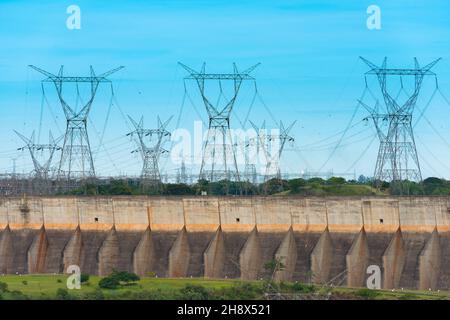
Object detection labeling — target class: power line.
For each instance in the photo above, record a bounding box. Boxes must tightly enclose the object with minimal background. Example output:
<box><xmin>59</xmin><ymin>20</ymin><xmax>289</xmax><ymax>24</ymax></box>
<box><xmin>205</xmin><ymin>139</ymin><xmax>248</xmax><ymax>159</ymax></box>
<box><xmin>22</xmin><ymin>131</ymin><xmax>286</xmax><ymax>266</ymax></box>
<box><xmin>344</xmin><ymin>133</ymin><xmax>377</xmax><ymax>173</ymax></box>
<box><xmin>317</xmin><ymin>88</ymin><xmax>366</xmax><ymax>172</ymax></box>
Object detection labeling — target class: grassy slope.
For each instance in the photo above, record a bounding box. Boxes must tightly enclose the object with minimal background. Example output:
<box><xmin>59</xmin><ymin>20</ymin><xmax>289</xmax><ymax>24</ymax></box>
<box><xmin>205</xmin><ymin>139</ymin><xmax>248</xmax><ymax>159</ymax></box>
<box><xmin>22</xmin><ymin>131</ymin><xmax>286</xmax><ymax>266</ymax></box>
<box><xmin>275</xmin><ymin>184</ymin><xmax>386</xmax><ymax>196</ymax></box>
<box><xmin>0</xmin><ymin>275</ymin><xmax>241</xmax><ymax>299</ymax></box>
<box><xmin>0</xmin><ymin>275</ymin><xmax>448</xmax><ymax>300</ymax></box>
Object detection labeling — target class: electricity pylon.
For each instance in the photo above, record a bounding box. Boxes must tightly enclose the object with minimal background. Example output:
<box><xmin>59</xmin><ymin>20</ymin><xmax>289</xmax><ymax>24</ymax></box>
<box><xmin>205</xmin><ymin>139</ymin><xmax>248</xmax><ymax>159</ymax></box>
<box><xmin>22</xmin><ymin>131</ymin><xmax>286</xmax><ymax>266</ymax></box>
<box><xmin>127</xmin><ymin>115</ymin><xmax>172</xmax><ymax>188</ymax></box>
<box><xmin>359</xmin><ymin>57</ymin><xmax>440</xmax><ymax>192</ymax></box>
<box><xmin>244</xmin><ymin>121</ymin><xmax>266</xmax><ymax>184</ymax></box>
<box><xmin>179</xmin><ymin>62</ymin><xmax>260</xmax><ymax>184</ymax></box>
<box><xmin>249</xmin><ymin>120</ymin><xmax>295</xmax><ymax>182</ymax></box>
<box><xmin>15</xmin><ymin>130</ymin><xmax>61</xmax><ymax>180</ymax></box>
<box><xmin>243</xmin><ymin>145</ymin><xmax>257</xmax><ymax>185</ymax></box>
<box><xmin>176</xmin><ymin>160</ymin><xmax>189</xmax><ymax>184</ymax></box>
<box><xmin>29</xmin><ymin>65</ymin><xmax>124</xmax><ymax>184</ymax></box>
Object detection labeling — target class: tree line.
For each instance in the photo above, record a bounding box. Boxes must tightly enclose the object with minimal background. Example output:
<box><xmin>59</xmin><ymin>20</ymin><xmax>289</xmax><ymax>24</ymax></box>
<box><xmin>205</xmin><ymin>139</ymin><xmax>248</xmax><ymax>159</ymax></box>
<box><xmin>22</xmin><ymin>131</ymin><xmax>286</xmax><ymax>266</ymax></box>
<box><xmin>63</xmin><ymin>176</ymin><xmax>450</xmax><ymax>196</ymax></box>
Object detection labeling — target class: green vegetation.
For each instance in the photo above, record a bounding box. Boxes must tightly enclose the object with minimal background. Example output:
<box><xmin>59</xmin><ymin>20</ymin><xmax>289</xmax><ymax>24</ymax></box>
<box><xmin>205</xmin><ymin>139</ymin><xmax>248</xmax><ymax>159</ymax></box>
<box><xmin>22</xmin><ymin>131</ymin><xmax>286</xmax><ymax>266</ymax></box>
<box><xmin>178</xmin><ymin>284</ymin><xmax>210</xmax><ymax>300</ymax></box>
<box><xmin>0</xmin><ymin>275</ymin><xmax>447</xmax><ymax>300</ymax></box>
<box><xmin>98</xmin><ymin>276</ymin><xmax>120</xmax><ymax>289</ymax></box>
<box><xmin>80</xmin><ymin>274</ymin><xmax>89</xmax><ymax>283</ymax></box>
<box><xmin>98</xmin><ymin>271</ymin><xmax>140</xmax><ymax>289</ymax></box>
<box><xmin>354</xmin><ymin>288</ymin><xmax>381</xmax><ymax>299</ymax></box>
<box><xmin>264</xmin><ymin>258</ymin><xmax>286</xmax><ymax>276</ymax></box>
<box><xmin>63</xmin><ymin>175</ymin><xmax>450</xmax><ymax>197</ymax></box>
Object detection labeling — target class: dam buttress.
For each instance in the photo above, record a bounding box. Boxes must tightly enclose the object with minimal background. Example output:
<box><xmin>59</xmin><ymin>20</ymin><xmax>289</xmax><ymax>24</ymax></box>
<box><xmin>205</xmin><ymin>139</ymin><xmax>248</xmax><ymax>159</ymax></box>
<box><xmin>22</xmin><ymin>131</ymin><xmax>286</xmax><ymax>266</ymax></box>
<box><xmin>0</xmin><ymin>196</ymin><xmax>449</xmax><ymax>290</ymax></box>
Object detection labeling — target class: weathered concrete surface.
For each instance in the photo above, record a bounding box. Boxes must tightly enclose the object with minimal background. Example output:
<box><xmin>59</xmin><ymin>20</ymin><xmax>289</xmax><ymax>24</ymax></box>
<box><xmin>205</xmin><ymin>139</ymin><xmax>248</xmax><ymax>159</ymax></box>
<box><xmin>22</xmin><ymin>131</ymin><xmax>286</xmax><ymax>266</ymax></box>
<box><xmin>168</xmin><ymin>227</ymin><xmax>190</xmax><ymax>277</ymax></box>
<box><xmin>98</xmin><ymin>226</ymin><xmax>119</xmax><ymax>276</ymax></box>
<box><xmin>259</xmin><ymin>232</ymin><xmax>286</xmax><ymax>280</ymax></box>
<box><xmin>27</xmin><ymin>225</ymin><xmax>48</xmax><ymax>274</ymax></box>
<box><xmin>0</xmin><ymin>196</ymin><xmax>449</xmax><ymax>289</ymax></box>
<box><xmin>222</xmin><ymin>232</ymin><xmax>248</xmax><ymax>279</ymax></box>
<box><xmin>9</xmin><ymin>229</ymin><xmax>37</xmax><ymax>274</ymax></box>
<box><xmin>291</xmin><ymin>231</ymin><xmax>321</xmax><ymax>283</ymax></box>
<box><xmin>63</xmin><ymin>226</ymin><xmax>84</xmax><ymax>273</ymax></box>
<box><xmin>419</xmin><ymin>228</ymin><xmax>441</xmax><ymax>290</ymax></box>
<box><xmin>310</xmin><ymin>227</ymin><xmax>333</xmax><ymax>284</ymax></box>
<box><xmin>150</xmin><ymin>230</ymin><xmax>179</xmax><ymax>277</ymax></box>
<box><xmin>204</xmin><ymin>227</ymin><xmax>225</xmax><ymax>278</ymax></box>
<box><xmin>45</xmin><ymin>230</ymin><xmax>73</xmax><ymax>273</ymax></box>
<box><xmin>382</xmin><ymin>228</ymin><xmax>405</xmax><ymax>289</ymax></box>
<box><xmin>398</xmin><ymin>232</ymin><xmax>428</xmax><ymax>289</ymax></box>
<box><xmin>274</xmin><ymin>227</ymin><xmax>297</xmax><ymax>281</ymax></box>
<box><xmin>438</xmin><ymin>231</ymin><xmax>450</xmax><ymax>289</ymax></box>
<box><xmin>116</xmin><ymin>231</ymin><xmax>142</xmax><ymax>273</ymax></box>
<box><xmin>346</xmin><ymin>227</ymin><xmax>369</xmax><ymax>287</ymax></box>
<box><xmin>239</xmin><ymin>227</ymin><xmax>262</xmax><ymax>280</ymax></box>
<box><xmin>133</xmin><ymin>227</ymin><xmax>154</xmax><ymax>276</ymax></box>
<box><xmin>0</xmin><ymin>225</ymin><xmax>14</xmax><ymax>273</ymax></box>
<box><xmin>187</xmin><ymin>231</ymin><xmax>213</xmax><ymax>277</ymax></box>
<box><xmin>0</xmin><ymin>195</ymin><xmax>448</xmax><ymax>233</ymax></box>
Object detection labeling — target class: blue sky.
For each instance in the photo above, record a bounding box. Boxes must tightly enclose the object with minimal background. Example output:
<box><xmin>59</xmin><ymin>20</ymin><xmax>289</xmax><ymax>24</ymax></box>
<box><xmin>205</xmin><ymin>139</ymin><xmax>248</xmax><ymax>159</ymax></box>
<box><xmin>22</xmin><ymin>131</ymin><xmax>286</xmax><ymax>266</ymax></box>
<box><xmin>0</xmin><ymin>0</ymin><xmax>449</xmax><ymax>179</ymax></box>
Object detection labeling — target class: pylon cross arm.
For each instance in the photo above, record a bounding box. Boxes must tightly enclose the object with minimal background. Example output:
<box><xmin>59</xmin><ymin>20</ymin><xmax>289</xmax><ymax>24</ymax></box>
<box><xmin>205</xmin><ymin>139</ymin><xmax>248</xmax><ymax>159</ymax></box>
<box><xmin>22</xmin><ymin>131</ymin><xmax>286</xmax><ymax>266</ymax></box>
<box><xmin>366</xmin><ymin>69</ymin><xmax>436</xmax><ymax>76</ymax></box>
<box><xmin>185</xmin><ymin>74</ymin><xmax>255</xmax><ymax>80</ymax></box>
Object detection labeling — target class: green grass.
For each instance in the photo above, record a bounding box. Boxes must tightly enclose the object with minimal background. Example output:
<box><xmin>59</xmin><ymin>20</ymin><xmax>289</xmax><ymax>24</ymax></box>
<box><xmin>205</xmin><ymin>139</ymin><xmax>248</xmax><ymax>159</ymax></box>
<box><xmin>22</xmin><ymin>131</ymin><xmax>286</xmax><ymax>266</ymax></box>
<box><xmin>332</xmin><ymin>286</ymin><xmax>449</xmax><ymax>300</ymax></box>
<box><xmin>0</xmin><ymin>275</ymin><xmax>448</xmax><ymax>300</ymax></box>
<box><xmin>0</xmin><ymin>275</ymin><xmax>245</xmax><ymax>299</ymax></box>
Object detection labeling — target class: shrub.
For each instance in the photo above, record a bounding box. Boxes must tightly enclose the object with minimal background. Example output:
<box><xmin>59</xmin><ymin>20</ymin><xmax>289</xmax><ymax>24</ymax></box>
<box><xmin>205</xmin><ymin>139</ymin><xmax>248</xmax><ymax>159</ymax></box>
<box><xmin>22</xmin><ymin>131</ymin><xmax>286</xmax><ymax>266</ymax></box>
<box><xmin>98</xmin><ymin>276</ymin><xmax>120</xmax><ymax>289</ymax></box>
<box><xmin>80</xmin><ymin>274</ymin><xmax>90</xmax><ymax>283</ymax></box>
<box><xmin>98</xmin><ymin>271</ymin><xmax>140</xmax><ymax>290</ymax></box>
<box><xmin>178</xmin><ymin>285</ymin><xmax>210</xmax><ymax>300</ymax></box>
<box><xmin>22</xmin><ymin>280</ymin><xmax>28</xmax><ymax>285</ymax></box>
<box><xmin>0</xmin><ymin>282</ymin><xmax>8</xmax><ymax>293</ymax></box>
<box><xmin>110</xmin><ymin>270</ymin><xmax>140</xmax><ymax>283</ymax></box>
<box><xmin>264</xmin><ymin>258</ymin><xmax>285</xmax><ymax>275</ymax></box>
<box><xmin>57</xmin><ymin>279</ymin><xmax>62</xmax><ymax>283</ymax></box>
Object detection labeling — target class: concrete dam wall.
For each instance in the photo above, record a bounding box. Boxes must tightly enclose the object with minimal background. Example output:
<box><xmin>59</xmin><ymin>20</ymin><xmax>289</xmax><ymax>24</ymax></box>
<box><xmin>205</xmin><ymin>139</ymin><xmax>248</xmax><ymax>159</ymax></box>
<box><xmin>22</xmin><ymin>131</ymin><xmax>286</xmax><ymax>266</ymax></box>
<box><xmin>0</xmin><ymin>196</ymin><xmax>449</xmax><ymax>290</ymax></box>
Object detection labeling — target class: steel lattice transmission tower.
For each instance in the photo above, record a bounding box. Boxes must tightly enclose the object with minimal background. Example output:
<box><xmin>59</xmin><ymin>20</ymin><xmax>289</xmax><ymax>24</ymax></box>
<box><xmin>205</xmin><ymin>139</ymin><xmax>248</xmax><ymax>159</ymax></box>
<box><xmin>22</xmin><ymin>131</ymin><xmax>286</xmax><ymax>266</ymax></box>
<box><xmin>179</xmin><ymin>62</ymin><xmax>260</xmax><ymax>183</ymax></box>
<box><xmin>15</xmin><ymin>130</ymin><xmax>62</xmax><ymax>180</ymax></box>
<box><xmin>127</xmin><ymin>116</ymin><xmax>172</xmax><ymax>188</ymax></box>
<box><xmin>359</xmin><ymin>57</ymin><xmax>440</xmax><ymax>190</ymax></box>
<box><xmin>249</xmin><ymin>120</ymin><xmax>295</xmax><ymax>181</ymax></box>
<box><xmin>243</xmin><ymin>143</ymin><xmax>257</xmax><ymax>184</ymax></box>
<box><xmin>29</xmin><ymin>65</ymin><xmax>124</xmax><ymax>183</ymax></box>
<box><xmin>176</xmin><ymin>160</ymin><xmax>189</xmax><ymax>184</ymax></box>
